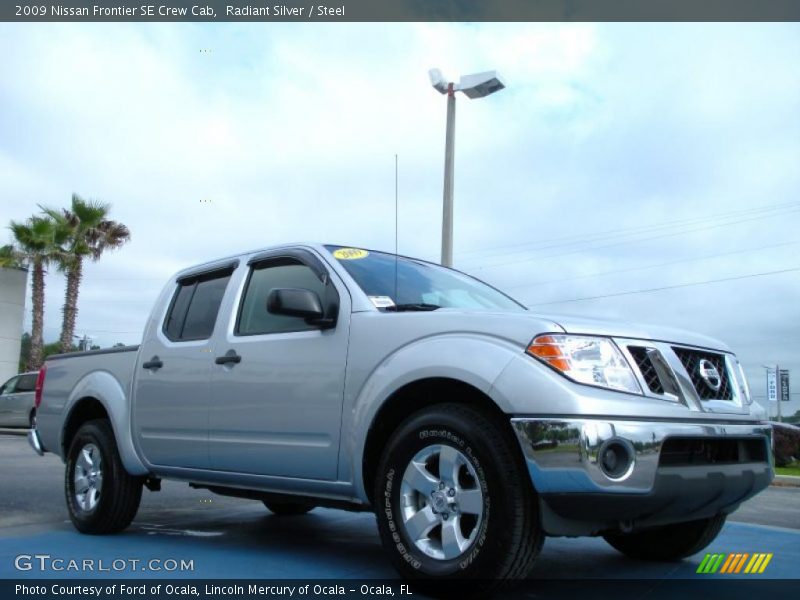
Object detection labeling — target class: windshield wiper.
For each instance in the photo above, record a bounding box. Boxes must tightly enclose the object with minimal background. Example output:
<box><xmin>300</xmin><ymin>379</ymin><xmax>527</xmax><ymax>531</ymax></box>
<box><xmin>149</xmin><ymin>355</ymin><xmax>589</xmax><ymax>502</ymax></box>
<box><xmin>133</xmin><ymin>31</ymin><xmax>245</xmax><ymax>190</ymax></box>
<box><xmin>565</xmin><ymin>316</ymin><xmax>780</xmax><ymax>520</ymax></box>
<box><xmin>384</xmin><ymin>303</ymin><xmax>441</xmax><ymax>312</ymax></box>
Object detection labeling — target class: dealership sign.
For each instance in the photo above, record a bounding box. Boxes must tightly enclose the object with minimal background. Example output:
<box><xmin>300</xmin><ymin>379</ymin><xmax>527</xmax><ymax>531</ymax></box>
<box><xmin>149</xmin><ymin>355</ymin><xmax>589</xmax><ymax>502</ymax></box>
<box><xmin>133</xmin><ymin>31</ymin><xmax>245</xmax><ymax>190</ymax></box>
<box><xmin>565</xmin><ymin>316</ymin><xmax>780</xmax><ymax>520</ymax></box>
<box><xmin>780</xmin><ymin>370</ymin><xmax>790</xmax><ymax>402</ymax></box>
<box><xmin>767</xmin><ymin>370</ymin><xmax>778</xmax><ymax>402</ymax></box>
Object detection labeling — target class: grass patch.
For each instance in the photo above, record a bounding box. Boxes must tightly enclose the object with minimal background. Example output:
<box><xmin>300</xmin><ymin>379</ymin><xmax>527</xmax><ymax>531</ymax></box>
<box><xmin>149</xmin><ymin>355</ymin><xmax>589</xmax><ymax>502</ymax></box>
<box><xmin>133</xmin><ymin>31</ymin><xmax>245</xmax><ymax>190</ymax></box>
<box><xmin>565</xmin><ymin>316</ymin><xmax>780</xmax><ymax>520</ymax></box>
<box><xmin>775</xmin><ymin>463</ymin><xmax>800</xmax><ymax>477</ymax></box>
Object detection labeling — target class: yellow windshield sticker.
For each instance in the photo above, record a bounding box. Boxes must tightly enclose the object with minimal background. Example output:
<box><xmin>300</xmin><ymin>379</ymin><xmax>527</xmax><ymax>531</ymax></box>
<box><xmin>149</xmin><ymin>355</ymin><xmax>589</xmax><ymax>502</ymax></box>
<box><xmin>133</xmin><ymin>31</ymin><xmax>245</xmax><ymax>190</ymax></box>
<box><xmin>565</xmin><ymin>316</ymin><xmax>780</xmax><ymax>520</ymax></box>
<box><xmin>333</xmin><ymin>248</ymin><xmax>369</xmax><ymax>260</ymax></box>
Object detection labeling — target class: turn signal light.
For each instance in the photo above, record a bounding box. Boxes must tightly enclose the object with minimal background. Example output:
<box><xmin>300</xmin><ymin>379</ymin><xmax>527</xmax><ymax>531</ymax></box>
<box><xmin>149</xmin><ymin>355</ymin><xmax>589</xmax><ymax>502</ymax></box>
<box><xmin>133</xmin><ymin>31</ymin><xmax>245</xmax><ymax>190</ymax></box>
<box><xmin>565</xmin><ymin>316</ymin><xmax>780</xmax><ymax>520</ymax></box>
<box><xmin>526</xmin><ymin>336</ymin><xmax>570</xmax><ymax>372</ymax></box>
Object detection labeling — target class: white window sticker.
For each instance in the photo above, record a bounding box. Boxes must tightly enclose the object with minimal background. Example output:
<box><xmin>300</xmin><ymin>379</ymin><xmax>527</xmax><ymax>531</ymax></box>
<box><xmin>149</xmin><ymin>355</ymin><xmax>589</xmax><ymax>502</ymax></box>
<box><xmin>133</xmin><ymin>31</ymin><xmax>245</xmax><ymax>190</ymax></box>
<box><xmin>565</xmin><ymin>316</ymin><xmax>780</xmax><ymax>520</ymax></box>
<box><xmin>368</xmin><ymin>296</ymin><xmax>396</xmax><ymax>309</ymax></box>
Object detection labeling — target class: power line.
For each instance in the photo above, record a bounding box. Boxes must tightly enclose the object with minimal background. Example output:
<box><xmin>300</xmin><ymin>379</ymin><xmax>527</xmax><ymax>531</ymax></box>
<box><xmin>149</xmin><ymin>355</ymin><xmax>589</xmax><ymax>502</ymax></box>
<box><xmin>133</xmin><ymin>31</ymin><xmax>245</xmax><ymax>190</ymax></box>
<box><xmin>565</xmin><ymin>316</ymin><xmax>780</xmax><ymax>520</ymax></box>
<box><xmin>456</xmin><ymin>199</ymin><xmax>800</xmax><ymax>262</ymax></box>
<box><xmin>526</xmin><ymin>266</ymin><xmax>800</xmax><ymax>306</ymax></box>
<box><xmin>472</xmin><ymin>207</ymin><xmax>800</xmax><ymax>271</ymax></box>
<box><xmin>505</xmin><ymin>240</ymin><xmax>800</xmax><ymax>291</ymax></box>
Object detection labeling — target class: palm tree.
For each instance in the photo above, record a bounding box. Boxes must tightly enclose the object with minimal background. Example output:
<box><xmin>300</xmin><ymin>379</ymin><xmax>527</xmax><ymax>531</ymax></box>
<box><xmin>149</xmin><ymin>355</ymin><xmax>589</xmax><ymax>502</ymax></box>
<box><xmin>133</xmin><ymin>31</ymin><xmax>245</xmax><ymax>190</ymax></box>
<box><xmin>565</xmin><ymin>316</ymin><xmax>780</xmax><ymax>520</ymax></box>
<box><xmin>44</xmin><ymin>194</ymin><xmax>131</xmax><ymax>353</ymax></box>
<box><xmin>2</xmin><ymin>216</ymin><xmax>68</xmax><ymax>370</ymax></box>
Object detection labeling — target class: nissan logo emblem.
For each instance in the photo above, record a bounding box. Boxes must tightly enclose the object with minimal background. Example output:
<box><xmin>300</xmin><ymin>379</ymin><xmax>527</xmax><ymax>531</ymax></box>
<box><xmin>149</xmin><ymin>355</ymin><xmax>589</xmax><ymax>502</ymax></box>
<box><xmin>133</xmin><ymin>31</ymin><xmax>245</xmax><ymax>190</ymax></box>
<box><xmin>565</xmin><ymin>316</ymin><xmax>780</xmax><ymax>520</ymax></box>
<box><xmin>698</xmin><ymin>359</ymin><xmax>722</xmax><ymax>392</ymax></box>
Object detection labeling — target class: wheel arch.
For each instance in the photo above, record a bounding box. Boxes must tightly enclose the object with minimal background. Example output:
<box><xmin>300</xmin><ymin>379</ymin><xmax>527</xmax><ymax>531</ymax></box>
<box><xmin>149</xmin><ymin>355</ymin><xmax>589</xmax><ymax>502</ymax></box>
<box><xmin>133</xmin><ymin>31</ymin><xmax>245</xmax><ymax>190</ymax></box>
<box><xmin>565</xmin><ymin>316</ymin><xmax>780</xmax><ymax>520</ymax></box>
<box><xmin>60</xmin><ymin>371</ymin><xmax>148</xmax><ymax>475</ymax></box>
<box><xmin>361</xmin><ymin>377</ymin><xmax>520</xmax><ymax>506</ymax></box>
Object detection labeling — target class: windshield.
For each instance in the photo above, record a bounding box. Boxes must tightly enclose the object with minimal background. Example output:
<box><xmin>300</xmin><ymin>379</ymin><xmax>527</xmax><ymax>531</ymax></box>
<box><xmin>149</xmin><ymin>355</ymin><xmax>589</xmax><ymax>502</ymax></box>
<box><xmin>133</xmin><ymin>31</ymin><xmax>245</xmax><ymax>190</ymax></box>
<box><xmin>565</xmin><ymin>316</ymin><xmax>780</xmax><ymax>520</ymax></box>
<box><xmin>326</xmin><ymin>246</ymin><xmax>525</xmax><ymax>312</ymax></box>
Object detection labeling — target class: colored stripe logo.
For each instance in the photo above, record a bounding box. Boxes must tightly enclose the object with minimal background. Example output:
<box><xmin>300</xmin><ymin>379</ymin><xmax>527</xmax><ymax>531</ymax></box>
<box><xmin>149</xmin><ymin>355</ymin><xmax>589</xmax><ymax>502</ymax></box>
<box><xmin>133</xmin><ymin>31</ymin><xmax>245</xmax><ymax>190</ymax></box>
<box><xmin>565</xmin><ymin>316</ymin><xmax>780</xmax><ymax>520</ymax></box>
<box><xmin>697</xmin><ymin>553</ymin><xmax>773</xmax><ymax>574</ymax></box>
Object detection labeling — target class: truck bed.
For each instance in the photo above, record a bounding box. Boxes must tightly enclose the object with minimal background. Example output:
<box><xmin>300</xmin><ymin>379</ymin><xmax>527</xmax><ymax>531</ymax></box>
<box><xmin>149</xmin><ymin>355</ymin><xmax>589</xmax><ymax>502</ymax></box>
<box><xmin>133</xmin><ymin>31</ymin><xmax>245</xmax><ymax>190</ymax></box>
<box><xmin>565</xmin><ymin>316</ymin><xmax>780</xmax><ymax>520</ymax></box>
<box><xmin>36</xmin><ymin>345</ymin><xmax>140</xmax><ymax>459</ymax></box>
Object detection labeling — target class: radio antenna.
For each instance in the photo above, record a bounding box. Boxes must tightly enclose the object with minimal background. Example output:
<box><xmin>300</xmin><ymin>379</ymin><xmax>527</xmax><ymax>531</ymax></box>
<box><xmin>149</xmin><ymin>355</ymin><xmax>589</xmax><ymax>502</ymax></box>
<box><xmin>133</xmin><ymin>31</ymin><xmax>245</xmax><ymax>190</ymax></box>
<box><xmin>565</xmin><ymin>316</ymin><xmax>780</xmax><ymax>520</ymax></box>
<box><xmin>394</xmin><ymin>153</ymin><xmax>399</xmax><ymax>303</ymax></box>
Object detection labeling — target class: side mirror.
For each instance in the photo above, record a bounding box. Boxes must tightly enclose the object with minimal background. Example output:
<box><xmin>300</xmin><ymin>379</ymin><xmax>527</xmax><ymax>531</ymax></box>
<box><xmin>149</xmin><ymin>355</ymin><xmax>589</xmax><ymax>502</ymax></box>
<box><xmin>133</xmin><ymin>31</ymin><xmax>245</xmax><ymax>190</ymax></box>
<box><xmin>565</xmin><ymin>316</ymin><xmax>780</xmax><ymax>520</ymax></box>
<box><xmin>267</xmin><ymin>288</ymin><xmax>324</xmax><ymax>321</ymax></box>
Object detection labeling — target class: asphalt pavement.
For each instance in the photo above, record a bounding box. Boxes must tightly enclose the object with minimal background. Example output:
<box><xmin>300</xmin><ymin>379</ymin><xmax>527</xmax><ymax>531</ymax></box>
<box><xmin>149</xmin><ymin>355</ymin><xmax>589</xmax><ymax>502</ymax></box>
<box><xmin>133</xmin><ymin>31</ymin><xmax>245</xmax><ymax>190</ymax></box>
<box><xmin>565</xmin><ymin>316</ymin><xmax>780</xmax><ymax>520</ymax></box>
<box><xmin>0</xmin><ymin>431</ymin><xmax>798</xmax><ymax>581</ymax></box>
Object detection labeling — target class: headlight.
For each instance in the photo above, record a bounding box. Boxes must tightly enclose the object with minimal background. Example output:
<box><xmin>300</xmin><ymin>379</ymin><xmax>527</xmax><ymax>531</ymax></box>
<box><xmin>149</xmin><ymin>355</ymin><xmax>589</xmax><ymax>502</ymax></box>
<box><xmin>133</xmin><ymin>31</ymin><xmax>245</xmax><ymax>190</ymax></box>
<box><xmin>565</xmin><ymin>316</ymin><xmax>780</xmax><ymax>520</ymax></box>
<box><xmin>527</xmin><ymin>334</ymin><xmax>642</xmax><ymax>395</ymax></box>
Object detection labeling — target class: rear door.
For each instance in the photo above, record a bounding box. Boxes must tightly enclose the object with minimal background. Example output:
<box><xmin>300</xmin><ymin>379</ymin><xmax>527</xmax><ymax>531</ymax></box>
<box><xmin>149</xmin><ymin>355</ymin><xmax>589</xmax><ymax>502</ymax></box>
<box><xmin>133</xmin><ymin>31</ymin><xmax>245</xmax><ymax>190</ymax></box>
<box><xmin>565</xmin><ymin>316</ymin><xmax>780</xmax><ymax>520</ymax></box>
<box><xmin>207</xmin><ymin>248</ymin><xmax>350</xmax><ymax>480</ymax></box>
<box><xmin>132</xmin><ymin>261</ymin><xmax>236</xmax><ymax>469</ymax></box>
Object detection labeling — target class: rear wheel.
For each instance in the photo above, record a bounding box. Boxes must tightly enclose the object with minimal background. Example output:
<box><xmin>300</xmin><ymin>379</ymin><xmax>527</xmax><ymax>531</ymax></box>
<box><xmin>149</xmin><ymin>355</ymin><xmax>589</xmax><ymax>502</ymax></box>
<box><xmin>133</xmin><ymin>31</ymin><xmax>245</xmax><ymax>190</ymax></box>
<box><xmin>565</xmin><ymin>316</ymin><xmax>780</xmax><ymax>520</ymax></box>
<box><xmin>374</xmin><ymin>404</ymin><xmax>543</xmax><ymax>589</ymax></box>
<box><xmin>263</xmin><ymin>501</ymin><xmax>315</xmax><ymax>516</ymax></box>
<box><xmin>65</xmin><ymin>419</ymin><xmax>143</xmax><ymax>534</ymax></box>
<box><xmin>603</xmin><ymin>514</ymin><xmax>726</xmax><ymax>561</ymax></box>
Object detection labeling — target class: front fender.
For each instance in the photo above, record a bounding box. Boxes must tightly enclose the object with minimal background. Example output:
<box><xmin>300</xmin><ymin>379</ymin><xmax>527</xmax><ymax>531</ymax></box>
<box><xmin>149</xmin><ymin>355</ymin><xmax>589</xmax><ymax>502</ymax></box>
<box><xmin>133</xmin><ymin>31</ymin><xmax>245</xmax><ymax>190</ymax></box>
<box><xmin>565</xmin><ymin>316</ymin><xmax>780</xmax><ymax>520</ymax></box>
<box><xmin>61</xmin><ymin>370</ymin><xmax>148</xmax><ymax>476</ymax></box>
<box><xmin>345</xmin><ymin>333</ymin><xmax>522</xmax><ymax>501</ymax></box>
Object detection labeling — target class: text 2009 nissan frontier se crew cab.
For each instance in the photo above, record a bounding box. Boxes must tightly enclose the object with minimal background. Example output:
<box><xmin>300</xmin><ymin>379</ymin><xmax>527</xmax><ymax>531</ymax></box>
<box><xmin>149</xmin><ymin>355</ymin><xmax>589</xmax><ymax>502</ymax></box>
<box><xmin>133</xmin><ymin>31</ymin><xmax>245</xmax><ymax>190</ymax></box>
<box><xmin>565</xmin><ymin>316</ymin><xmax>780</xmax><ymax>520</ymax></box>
<box><xmin>29</xmin><ymin>243</ymin><xmax>773</xmax><ymax>585</ymax></box>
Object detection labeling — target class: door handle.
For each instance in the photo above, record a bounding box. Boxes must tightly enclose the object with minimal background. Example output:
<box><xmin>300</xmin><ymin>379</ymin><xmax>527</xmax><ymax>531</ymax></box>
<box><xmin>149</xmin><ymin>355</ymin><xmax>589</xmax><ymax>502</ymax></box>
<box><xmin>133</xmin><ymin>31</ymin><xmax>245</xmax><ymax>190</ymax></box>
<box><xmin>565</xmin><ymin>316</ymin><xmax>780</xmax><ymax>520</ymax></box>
<box><xmin>215</xmin><ymin>350</ymin><xmax>242</xmax><ymax>365</ymax></box>
<box><xmin>142</xmin><ymin>356</ymin><xmax>163</xmax><ymax>370</ymax></box>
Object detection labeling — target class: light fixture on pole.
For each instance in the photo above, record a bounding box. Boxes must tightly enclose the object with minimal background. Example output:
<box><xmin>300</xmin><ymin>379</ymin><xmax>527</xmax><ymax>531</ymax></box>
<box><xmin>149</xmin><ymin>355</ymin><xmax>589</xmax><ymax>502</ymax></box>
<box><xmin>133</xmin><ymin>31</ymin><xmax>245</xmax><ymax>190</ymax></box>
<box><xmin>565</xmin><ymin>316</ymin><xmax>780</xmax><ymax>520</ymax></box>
<box><xmin>429</xmin><ymin>68</ymin><xmax>506</xmax><ymax>267</ymax></box>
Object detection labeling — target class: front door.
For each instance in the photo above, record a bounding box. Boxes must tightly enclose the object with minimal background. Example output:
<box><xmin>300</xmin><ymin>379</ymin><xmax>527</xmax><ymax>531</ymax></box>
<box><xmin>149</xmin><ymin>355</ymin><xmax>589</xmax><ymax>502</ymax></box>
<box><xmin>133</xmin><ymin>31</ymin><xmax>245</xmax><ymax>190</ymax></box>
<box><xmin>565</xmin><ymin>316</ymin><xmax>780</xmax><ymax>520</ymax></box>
<box><xmin>208</xmin><ymin>250</ymin><xmax>349</xmax><ymax>480</ymax></box>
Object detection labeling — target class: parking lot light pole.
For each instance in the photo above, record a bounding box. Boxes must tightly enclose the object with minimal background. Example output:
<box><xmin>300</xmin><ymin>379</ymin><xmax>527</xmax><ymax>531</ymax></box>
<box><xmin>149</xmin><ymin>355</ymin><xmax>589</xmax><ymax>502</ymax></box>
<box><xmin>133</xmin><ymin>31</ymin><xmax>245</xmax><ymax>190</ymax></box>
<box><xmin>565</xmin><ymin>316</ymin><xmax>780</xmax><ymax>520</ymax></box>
<box><xmin>429</xmin><ymin>68</ymin><xmax>506</xmax><ymax>268</ymax></box>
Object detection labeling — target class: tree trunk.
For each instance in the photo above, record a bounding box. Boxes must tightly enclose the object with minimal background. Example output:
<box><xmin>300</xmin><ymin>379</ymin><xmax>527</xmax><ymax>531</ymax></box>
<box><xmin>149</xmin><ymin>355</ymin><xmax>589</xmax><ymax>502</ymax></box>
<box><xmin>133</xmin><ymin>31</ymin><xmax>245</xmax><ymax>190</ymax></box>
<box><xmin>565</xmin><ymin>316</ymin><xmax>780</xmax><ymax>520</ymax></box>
<box><xmin>59</xmin><ymin>258</ymin><xmax>83</xmax><ymax>353</ymax></box>
<box><xmin>27</xmin><ymin>259</ymin><xmax>46</xmax><ymax>370</ymax></box>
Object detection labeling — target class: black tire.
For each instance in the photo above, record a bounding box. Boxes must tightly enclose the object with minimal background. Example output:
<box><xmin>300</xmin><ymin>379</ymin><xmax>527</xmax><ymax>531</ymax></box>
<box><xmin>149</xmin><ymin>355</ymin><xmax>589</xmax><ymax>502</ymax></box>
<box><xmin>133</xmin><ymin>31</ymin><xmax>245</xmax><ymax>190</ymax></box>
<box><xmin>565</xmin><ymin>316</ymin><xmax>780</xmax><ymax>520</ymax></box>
<box><xmin>29</xmin><ymin>408</ymin><xmax>36</xmax><ymax>430</ymax></box>
<box><xmin>262</xmin><ymin>501</ymin><xmax>315</xmax><ymax>516</ymax></box>
<box><xmin>603</xmin><ymin>514</ymin><xmax>726</xmax><ymax>561</ymax></box>
<box><xmin>374</xmin><ymin>403</ymin><xmax>543</xmax><ymax>589</ymax></box>
<box><xmin>65</xmin><ymin>419</ymin><xmax>143</xmax><ymax>534</ymax></box>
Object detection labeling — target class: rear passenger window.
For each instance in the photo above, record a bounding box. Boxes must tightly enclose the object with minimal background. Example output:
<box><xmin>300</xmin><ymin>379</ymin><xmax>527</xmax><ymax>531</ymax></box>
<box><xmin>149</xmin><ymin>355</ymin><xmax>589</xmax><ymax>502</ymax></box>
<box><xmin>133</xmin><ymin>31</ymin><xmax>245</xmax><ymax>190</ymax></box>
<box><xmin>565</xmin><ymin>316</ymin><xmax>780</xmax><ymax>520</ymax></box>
<box><xmin>163</xmin><ymin>269</ymin><xmax>233</xmax><ymax>341</ymax></box>
<box><xmin>15</xmin><ymin>374</ymin><xmax>37</xmax><ymax>392</ymax></box>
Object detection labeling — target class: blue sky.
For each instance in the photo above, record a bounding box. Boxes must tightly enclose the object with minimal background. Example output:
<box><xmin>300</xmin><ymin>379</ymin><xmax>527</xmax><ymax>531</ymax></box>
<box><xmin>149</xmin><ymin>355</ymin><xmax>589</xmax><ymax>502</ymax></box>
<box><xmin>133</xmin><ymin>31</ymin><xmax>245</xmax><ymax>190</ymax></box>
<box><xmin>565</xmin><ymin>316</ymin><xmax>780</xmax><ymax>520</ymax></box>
<box><xmin>1</xmin><ymin>22</ymin><xmax>798</xmax><ymax>416</ymax></box>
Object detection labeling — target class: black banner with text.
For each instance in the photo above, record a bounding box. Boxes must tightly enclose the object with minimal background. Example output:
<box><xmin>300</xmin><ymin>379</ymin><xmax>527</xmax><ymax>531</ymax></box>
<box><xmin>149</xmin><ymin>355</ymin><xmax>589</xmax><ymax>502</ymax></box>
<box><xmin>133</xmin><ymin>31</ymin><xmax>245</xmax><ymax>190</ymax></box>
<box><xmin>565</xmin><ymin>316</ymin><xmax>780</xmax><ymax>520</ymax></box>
<box><xmin>3</xmin><ymin>0</ymin><xmax>800</xmax><ymax>23</ymax></box>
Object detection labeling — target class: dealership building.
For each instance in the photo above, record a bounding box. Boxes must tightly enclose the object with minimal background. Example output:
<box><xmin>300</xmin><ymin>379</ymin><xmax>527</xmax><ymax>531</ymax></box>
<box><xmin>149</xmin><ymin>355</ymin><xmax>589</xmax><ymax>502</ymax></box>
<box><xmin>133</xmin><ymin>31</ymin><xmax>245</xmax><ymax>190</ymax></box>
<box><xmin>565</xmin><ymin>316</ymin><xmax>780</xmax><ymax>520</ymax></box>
<box><xmin>0</xmin><ymin>266</ymin><xmax>27</xmax><ymax>383</ymax></box>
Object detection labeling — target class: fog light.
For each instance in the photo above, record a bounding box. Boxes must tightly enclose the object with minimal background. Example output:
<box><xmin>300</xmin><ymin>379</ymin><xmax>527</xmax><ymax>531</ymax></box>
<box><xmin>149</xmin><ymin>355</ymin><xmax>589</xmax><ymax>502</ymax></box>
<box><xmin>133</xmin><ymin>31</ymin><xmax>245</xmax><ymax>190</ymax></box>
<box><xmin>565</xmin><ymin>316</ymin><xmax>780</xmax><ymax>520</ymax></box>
<box><xmin>597</xmin><ymin>439</ymin><xmax>635</xmax><ymax>480</ymax></box>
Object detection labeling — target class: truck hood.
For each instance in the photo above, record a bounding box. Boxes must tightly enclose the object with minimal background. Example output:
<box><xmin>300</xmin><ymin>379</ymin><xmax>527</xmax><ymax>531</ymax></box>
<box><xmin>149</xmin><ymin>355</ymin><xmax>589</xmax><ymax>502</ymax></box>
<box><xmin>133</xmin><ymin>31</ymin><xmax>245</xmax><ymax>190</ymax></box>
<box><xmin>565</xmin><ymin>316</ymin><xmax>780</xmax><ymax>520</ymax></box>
<box><xmin>530</xmin><ymin>311</ymin><xmax>731</xmax><ymax>353</ymax></box>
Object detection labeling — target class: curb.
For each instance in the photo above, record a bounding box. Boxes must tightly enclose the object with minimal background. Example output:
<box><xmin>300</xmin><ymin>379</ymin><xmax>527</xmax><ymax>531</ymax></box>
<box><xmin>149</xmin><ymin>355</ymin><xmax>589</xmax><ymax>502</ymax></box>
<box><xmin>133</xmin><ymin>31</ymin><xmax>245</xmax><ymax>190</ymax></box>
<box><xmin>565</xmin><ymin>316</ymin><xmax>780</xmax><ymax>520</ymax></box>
<box><xmin>771</xmin><ymin>475</ymin><xmax>800</xmax><ymax>488</ymax></box>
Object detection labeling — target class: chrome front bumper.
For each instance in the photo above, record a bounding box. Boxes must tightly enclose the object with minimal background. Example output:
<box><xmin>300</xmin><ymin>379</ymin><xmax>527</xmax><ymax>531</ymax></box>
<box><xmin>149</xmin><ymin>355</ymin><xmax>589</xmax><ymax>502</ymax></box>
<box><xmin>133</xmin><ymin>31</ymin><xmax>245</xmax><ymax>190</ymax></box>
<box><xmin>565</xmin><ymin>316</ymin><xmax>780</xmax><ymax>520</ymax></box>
<box><xmin>511</xmin><ymin>418</ymin><xmax>773</xmax><ymax>534</ymax></box>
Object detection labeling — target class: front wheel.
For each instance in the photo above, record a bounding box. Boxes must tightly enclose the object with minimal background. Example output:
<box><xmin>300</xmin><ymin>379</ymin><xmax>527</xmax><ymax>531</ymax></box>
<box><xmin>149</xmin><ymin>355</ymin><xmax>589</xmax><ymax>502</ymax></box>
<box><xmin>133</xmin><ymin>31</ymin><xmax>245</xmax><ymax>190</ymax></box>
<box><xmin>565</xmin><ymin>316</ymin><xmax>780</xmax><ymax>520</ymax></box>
<box><xmin>374</xmin><ymin>404</ymin><xmax>543</xmax><ymax>587</ymax></box>
<box><xmin>65</xmin><ymin>419</ymin><xmax>143</xmax><ymax>534</ymax></box>
<box><xmin>603</xmin><ymin>514</ymin><xmax>727</xmax><ymax>561</ymax></box>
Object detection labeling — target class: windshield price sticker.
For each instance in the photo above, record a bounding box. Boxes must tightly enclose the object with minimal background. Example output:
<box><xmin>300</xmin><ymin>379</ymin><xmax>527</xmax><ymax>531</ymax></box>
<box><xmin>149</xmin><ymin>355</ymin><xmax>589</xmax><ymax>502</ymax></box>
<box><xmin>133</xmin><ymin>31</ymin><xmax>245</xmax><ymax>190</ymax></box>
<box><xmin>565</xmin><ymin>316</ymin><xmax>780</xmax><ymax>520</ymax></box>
<box><xmin>369</xmin><ymin>296</ymin><xmax>396</xmax><ymax>309</ymax></box>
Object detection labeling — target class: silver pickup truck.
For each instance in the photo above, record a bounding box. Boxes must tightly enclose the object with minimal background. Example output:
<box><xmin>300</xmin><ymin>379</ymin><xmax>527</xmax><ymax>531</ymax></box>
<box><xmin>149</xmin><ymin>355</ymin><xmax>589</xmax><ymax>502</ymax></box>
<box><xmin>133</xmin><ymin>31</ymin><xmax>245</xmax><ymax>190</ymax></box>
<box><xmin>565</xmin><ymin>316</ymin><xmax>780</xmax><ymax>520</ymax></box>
<box><xmin>30</xmin><ymin>243</ymin><xmax>773</xmax><ymax>584</ymax></box>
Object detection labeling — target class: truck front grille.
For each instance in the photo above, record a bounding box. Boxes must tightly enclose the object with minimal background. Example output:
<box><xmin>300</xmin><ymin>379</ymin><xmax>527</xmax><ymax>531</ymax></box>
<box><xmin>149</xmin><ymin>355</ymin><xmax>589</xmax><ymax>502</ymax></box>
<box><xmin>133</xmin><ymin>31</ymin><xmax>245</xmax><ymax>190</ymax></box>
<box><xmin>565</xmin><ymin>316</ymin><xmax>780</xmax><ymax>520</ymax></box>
<box><xmin>627</xmin><ymin>346</ymin><xmax>665</xmax><ymax>394</ymax></box>
<box><xmin>659</xmin><ymin>436</ymin><xmax>767</xmax><ymax>466</ymax></box>
<box><xmin>672</xmin><ymin>347</ymin><xmax>733</xmax><ymax>400</ymax></box>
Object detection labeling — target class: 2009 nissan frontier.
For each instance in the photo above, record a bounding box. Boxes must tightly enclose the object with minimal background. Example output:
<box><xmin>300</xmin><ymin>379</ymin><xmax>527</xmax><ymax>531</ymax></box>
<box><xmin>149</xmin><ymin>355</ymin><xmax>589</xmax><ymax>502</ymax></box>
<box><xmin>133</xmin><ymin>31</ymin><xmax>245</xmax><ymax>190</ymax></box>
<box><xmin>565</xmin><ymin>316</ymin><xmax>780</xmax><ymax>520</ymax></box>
<box><xmin>29</xmin><ymin>243</ymin><xmax>773</xmax><ymax>585</ymax></box>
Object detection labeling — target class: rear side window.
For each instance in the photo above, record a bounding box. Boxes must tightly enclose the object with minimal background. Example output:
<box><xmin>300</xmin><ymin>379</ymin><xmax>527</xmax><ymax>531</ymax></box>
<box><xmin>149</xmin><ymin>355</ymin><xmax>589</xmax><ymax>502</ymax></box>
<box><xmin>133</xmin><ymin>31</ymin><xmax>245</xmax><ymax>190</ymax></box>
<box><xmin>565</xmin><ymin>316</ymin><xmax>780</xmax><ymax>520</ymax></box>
<box><xmin>15</xmin><ymin>374</ymin><xmax>37</xmax><ymax>392</ymax></box>
<box><xmin>163</xmin><ymin>270</ymin><xmax>232</xmax><ymax>341</ymax></box>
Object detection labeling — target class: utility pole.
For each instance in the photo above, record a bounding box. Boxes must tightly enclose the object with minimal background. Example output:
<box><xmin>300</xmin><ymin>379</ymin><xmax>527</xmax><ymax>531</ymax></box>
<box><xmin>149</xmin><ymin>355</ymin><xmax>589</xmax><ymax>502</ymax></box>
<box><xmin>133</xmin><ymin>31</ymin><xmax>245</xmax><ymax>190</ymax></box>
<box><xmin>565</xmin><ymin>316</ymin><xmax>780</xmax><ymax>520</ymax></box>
<box><xmin>777</xmin><ymin>364</ymin><xmax>782</xmax><ymax>422</ymax></box>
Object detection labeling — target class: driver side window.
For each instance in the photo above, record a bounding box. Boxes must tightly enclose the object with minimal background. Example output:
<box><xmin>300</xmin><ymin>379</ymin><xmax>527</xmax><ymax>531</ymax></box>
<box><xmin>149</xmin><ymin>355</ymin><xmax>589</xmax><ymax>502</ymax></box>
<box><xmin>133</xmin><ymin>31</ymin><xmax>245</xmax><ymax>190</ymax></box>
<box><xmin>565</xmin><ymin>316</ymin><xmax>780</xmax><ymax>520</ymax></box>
<box><xmin>237</xmin><ymin>259</ymin><xmax>327</xmax><ymax>336</ymax></box>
